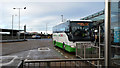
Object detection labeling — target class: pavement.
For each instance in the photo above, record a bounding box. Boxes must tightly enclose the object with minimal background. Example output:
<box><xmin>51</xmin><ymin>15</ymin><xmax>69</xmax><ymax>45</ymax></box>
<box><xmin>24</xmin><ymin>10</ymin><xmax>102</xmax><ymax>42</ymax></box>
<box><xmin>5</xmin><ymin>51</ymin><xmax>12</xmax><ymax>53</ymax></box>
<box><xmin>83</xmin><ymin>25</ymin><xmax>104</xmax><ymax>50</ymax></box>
<box><xmin>0</xmin><ymin>39</ymin><xmax>65</xmax><ymax>67</ymax></box>
<box><xmin>0</xmin><ymin>39</ymin><xmax>27</xmax><ymax>43</ymax></box>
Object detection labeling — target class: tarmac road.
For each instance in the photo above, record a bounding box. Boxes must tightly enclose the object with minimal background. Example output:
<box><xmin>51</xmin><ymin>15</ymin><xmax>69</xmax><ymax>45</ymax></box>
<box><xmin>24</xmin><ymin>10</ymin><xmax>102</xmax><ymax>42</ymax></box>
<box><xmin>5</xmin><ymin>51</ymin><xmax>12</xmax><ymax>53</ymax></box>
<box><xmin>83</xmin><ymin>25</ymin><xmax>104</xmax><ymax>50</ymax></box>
<box><xmin>2</xmin><ymin>39</ymin><xmax>52</xmax><ymax>55</ymax></box>
<box><xmin>1</xmin><ymin>39</ymin><xmax>65</xmax><ymax>67</ymax></box>
<box><xmin>1</xmin><ymin>39</ymin><xmax>78</xmax><ymax>67</ymax></box>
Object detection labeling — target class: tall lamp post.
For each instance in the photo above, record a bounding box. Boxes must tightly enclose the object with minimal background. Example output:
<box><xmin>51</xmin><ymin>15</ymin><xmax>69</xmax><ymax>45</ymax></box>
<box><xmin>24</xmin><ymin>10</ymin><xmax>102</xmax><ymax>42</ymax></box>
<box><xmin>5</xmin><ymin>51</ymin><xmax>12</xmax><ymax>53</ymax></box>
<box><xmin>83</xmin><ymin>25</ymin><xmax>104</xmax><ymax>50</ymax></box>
<box><xmin>13</xmin><ymin>7</ymin><xmax>26</xmax><ymax>40</ymax></box>
<box><xmin>61</xmin><ymin>15</ymin><xmax>63</xmax><ymax>22</ymax></box>
<box><xmin>24</xmin><ymin>25</ymin><xmax>26</xmax><ymax>40</ymax></box>
<box><xmin>11</xmin><ymin>15</ymin><xmax>14</xmax><ymax>39</ymax></box>
<box><xmin>46</xmin><ymin>23</ymin><xmax>47</xmax><ymax>35</ymax></box>
<box><xmin>11</xmin><ymin>15</ymin><xmax>17</xmax><ymax>39</ymax></box>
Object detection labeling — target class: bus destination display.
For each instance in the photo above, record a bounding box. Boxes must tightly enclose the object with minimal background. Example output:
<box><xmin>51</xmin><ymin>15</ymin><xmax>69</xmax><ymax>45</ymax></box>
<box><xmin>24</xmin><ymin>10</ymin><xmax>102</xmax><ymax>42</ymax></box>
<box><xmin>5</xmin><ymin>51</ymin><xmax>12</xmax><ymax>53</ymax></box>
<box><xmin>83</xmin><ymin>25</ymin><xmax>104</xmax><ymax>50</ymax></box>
<box><xmin>77</xmin><ymin>23</ymin><xmax>89</xmax><ymax>26</ymax></box>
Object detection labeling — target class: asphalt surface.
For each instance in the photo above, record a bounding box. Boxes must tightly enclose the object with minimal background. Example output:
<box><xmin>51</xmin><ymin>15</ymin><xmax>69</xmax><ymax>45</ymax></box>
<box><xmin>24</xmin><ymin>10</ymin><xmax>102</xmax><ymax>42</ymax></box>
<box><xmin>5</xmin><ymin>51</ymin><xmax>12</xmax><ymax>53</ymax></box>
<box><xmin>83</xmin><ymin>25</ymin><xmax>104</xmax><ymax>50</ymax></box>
<box><xmin>1</xmin><ymin>39</ymin><xmax>76</xmax><ymax>67</ymax></box>
<box><xmin>2</xmin><ymin>39</ymin><xmax>52</xmax><ymax>55</ymax></box>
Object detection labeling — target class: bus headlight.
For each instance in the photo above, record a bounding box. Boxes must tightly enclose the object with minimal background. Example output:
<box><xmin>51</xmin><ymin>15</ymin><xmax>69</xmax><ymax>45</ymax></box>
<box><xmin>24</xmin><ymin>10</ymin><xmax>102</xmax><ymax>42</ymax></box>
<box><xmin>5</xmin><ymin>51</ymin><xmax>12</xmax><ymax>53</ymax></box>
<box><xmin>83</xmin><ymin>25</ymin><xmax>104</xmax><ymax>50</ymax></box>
<box><xmin>71</xmin><ymin>45</ymin><xmax>76</xmax><ymax>48</ymax></box>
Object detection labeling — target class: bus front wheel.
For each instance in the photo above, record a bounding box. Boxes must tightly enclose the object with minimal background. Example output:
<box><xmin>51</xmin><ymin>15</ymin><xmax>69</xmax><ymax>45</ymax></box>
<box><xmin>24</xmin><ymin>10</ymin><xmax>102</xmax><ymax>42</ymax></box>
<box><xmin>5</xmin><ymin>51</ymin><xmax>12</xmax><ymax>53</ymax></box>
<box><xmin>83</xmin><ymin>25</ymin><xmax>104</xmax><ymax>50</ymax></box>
<box><xmin>63</xmin><ymin>42</ymin><xmax>65</xmax><ymax>50</ymax></box>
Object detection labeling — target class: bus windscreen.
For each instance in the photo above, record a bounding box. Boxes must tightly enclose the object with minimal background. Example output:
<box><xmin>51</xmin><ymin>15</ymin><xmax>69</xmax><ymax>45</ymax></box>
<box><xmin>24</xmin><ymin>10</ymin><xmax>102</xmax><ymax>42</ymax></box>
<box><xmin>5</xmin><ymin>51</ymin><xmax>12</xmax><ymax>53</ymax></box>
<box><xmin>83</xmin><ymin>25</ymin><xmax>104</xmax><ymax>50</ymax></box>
<box><xmin>68</xmin><ymin>21</ymin><xmax>94</xmax><ymax>41</ymax></box>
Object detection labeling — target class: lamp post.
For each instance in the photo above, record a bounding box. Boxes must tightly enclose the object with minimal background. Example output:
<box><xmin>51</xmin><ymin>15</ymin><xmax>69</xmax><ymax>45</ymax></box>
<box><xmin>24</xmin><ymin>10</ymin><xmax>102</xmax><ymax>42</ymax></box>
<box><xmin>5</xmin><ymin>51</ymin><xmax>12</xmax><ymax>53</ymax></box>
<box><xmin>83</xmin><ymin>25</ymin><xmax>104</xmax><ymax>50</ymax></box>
<box><xmin>61</xmin><ymin>15</ymin><xmax>63</xmax><ymax>22</ymax></box>
<box><xmin>11</xmin><ymin>15</ymin><xmax>17</xmax><ymax>39</ymax></box>
<box><xmin>11</xmin><ymin>15</ymin><xmax>14</xmax><ymax>39</ymax></box>
<box><xmin>13</xmin><ymin>7</ymin><xmax>26</xmax><ymax>40</ymax></box>
<box><xmin>46</xmin><ymin>23</ymin><xmax>47</xmax><ymax>35</ymax></box>
<box><xmin>24</xmin><ymin>25</ymin><xmax>26</xmax><ymax>40</ymax></box>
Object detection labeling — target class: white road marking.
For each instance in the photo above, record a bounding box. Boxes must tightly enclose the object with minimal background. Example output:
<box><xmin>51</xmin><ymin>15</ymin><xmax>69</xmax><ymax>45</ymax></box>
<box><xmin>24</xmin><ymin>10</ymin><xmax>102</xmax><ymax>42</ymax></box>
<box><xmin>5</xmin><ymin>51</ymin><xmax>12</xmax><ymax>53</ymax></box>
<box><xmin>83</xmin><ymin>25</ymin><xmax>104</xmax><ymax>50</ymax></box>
<box><xmin>38</xmin><ymin>47</ymin><xmax>50</xmax><ymax>51</ymax></box>
<box><xmin>61</xmin><ymin>53</ymin><xmax>63</xmax><ymax>55</ymax></box>
<box><xmin>65</xmin><ymin>56</ymin><xmax>68</xmax><ymax>58</ymax></box>
<box><xmin>27</xmin><ymin>55</ymin><xmax>30</xmax><ymax>57</ymax></box>
<box><xmin>0</xmin><ymin>56</ymin><xmax>18</xmax><ymax>66</ymax></box>
<box><xmin>27</xmin><ymin>51</ymin><xmax>31</xmax><ymax>58</ymax></box>
<box><xmin>54</xmin><ymin>48</ymin><xmax>65</xmax><ymax>56</ymax></box>
<box><xmin>25</xmin><ymin>59</ymin><xmax>28</xmax><ymax>61</ymax></box>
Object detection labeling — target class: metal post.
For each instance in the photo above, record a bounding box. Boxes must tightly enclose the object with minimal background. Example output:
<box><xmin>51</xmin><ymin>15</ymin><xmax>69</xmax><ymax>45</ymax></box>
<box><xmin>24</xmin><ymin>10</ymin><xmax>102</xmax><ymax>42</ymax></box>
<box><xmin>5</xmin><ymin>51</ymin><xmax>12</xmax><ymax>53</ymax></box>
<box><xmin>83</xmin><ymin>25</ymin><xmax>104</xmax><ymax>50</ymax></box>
<box><xmin>97</xmin><ymin>26</ymin><xmax>101</xmax><ymax>68</ymax></box>
<box><xmin>24</xmin><ymin>25</ymin><xmax>26</xmax><ymax>40</ymax></box>
<box><xmin>61</xmin><ymin>15</ymin><xmax>63</xmax><ymax>22</ymax></box>
<box><xmin>12</xmin><ymin>15</ymin><xmax>14</xmax><ymax>39</ymax></box>
<box><xmin>24</xmin><ymin>33</ymin><xmax>25</xmax><ymax>40</ymax></box>
<box><xmin>22</xmin><ymin>60</ymin><xmax>24</xmax><ymax>68</ymax></box>
<box><xmin>76</xmin><ymin>43</ymin><xmax>78</xmax><ymax>57</ymax></box>
<box><xmin>105</xmin><ymin>0</ymin><xmax>111</xmax><ymax>67</ymax></box>
<box><xmin>84</xmin><ymin>45</ymin><xmax>86</xmax><ymax>59</ymax></box>
<box><xmin>46</xmin><ymin>23</ymin><xmax>47</xmax><ymax>35</ymax></box>
<box><xmin>18</xmin><ymin>8</ymin><xmax>20</xmax><ymax>40</ymax></box>
<box><xmin>47</xmin><ymin>62</ymin><xmax>50</xmax><ymax>68</ymax></box>
<box><xmin>99</xmin><ymin>26</ymin><xmax>101</xmax><ymax>58</ymax></box>
<box><xmin>13</xmin><ymin>7</ymin><xmax>26</xmax><ymax>40</ymax></box>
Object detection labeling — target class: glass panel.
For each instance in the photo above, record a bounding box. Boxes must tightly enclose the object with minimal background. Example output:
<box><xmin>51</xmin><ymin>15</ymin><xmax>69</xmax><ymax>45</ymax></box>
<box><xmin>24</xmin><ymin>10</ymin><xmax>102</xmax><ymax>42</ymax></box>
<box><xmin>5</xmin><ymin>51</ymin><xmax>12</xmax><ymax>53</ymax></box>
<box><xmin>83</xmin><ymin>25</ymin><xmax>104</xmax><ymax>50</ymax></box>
<box><xmin>111</xmin><ymin>0</ymin><xmax>120</xmax><ymax>66</ymax></box>
<box><xmin>67</xmin><ymin>21</ymin><xmax>95</xmax><ymax>41</ymax></box>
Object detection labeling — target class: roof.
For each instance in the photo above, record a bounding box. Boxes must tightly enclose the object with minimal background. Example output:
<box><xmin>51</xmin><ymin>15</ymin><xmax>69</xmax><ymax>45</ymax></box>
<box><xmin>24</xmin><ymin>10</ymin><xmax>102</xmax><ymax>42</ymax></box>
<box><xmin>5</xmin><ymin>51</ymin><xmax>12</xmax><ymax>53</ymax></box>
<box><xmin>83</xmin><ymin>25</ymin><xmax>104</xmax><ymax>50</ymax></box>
<box><xmin>0</xmin><ymin>28</ymin><xmax>24</xmax><ymax>32</ymax></box>
<box><xmin>70</xmin><ymin>20</ymin><xmax>92</xmax><ymax>22</ymax></box>
<box><xmin>80</xmin><ymin>8</ymin><xmax>119</xmax><ymax>29</ymax></box>
<box><xmin>80</xmin><ymin>9</ymin><xmax>105</xmax><ymax>26</ymax></box>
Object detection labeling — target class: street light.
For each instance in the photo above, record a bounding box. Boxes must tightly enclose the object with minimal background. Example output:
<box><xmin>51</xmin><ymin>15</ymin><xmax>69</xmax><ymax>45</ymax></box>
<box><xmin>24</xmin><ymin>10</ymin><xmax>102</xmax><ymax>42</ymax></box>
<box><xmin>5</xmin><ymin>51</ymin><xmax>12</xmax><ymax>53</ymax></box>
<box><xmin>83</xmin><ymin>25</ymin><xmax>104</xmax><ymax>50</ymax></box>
<box><xmin>46</xmin><ymin>23</ymin><xmax>47</xmax><ymax>35</ymax></box>
<box><xmin>61</xmin><ymin>15</ymin><xmax>63</xmax><ymax>22</ymax></box>
<box><xmin>11</xmin><ymin>15</ymin><xmax>17</xmax><ymax>39</ymax></box>
<box><xmin>13</xmin><ymin>7</ymin><xmax>26</xmax><ymax>39</ymax></box>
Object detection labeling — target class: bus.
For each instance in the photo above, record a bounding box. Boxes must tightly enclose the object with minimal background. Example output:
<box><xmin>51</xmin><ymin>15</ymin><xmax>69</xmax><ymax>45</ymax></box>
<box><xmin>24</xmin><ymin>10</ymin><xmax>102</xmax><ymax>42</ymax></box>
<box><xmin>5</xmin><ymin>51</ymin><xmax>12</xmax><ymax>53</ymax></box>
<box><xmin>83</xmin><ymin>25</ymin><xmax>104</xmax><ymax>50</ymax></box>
<box><xmin>52</xmin><ymin>20</ymin><xmax>95</xmax><ymax>52</ymax></box>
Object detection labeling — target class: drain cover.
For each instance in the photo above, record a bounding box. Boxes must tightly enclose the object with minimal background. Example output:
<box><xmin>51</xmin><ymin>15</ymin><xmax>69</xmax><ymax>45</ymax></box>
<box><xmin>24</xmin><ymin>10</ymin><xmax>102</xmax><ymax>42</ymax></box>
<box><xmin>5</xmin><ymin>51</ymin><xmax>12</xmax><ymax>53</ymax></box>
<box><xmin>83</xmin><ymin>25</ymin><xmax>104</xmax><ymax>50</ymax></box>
<box><xmin>38</xmin><ymin>47</ymin><xmax>50</xmax><ymax>51</ymax></box>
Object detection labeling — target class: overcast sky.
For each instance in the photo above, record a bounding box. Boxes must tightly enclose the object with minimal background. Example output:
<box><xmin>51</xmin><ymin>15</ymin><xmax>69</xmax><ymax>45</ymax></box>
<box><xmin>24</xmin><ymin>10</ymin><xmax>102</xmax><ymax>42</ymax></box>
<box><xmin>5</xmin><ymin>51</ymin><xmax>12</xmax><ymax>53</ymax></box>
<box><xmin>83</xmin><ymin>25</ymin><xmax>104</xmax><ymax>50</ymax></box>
<box><xmin>0</xmin><ymin>0</ymin><xmax>104</xmax><ymax>34</ymax></box>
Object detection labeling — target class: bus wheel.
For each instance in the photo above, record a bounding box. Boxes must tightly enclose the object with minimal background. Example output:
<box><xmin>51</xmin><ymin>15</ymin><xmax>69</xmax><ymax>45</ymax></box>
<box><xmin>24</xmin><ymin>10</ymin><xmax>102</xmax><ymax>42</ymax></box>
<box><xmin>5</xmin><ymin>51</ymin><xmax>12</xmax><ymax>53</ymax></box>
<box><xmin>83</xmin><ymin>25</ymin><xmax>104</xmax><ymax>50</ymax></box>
<box><xmin>63</xmin><ymin>42</ymin><xmax>65</xmax><ymax>50</ymax></box>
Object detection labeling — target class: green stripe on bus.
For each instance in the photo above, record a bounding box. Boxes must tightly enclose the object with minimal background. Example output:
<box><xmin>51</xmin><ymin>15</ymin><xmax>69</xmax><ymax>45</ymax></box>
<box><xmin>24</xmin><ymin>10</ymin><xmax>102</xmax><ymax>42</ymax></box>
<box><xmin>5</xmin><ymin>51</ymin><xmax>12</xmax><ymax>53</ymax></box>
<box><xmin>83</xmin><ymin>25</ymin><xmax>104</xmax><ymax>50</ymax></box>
<box><xmin>65</xmin><ymin>44</ymin><xmax>75</xmax><ymax>52</ymax></box>
<box><xmin>56</xmin><ymin>42</ymin><xmax>63</xmax><ymax>48</ymax></box>
<box><xmin>53</xmin><ymin>41</ymin><xmax>95</xmax><ymax>52</ymax></box>
<box><xmin>53</xmin><ymin>41</ymin><xmax>75</xmax><ymax>52</ymax></box>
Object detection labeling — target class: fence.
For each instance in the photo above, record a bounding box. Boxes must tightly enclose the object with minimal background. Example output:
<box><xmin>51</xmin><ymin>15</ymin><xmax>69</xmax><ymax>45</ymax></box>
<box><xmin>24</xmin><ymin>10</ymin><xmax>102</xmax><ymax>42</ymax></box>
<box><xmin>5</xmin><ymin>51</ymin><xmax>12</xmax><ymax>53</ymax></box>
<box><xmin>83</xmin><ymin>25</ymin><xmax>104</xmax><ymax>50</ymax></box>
<box><xmin>21</xmin><ymin>58</ymin><xmax>105</xmax><ymax>68</ymax></box>
<box><xmin>76</xmin><ymin>42</ymin><xmax>102</xmax><ymax>59</ymax></box>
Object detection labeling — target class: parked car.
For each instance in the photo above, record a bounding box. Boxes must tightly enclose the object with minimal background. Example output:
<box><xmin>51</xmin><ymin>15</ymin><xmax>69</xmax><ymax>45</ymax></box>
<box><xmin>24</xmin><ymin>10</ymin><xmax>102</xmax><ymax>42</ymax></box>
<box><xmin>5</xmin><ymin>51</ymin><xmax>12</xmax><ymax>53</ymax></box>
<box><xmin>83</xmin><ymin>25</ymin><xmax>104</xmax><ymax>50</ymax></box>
<box><xmin>32</xmin><ymin>35</ymin><xmax>41</xmax><ymax>39</ymax></box>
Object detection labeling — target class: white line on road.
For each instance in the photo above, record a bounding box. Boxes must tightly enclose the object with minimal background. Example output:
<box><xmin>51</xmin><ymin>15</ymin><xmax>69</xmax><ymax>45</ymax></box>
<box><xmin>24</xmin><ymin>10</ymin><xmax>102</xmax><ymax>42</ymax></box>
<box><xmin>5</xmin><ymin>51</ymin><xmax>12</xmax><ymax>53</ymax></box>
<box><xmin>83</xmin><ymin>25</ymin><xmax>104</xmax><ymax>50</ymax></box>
<box><xmin>25</xmin><ymin>59</ymin><xmax>28</xmax><ymax>61</ymax></box>
<box><xmin>27</xmin><ymin>51</ymin><xmax>31</xmax><ymax>58</ymax></box>
<box><xmin>27</xmin><ymin>55</ymin><xmax>30</xmax><ymax>57</ymax></box>
<box><xmin>58</xmin><ymin>51</ymin><xmax>60</xmax><ymax>52</ymax></box>
<box><xmin>0</xmin><ymin>56</ymin><xmax>18</xmax><ymax>66</ymax></box>
<box><xmin>61</xmin><ymin>53</ymin><xmax>63</xmax><ymax>55</ymax></box>
<box><xmin>65</xmin><ymin>56</ymin><xmax>68</xmax><ymax>58</ymax></box>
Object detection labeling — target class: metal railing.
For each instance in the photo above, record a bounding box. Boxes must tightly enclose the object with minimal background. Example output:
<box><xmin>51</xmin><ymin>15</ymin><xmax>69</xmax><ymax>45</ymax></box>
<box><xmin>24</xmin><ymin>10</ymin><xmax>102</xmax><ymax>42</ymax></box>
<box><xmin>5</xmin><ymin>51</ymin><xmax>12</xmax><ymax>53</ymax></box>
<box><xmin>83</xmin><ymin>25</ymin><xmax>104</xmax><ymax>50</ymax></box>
<box><xmin>21</xmin><ymin>58</ymin><xmax>104</xmax><ymax>68</ymax></box>
<box><xmin>76</xmin><ymin>42</ymin><xmax>101</xmax><ymax>59</ymax></box>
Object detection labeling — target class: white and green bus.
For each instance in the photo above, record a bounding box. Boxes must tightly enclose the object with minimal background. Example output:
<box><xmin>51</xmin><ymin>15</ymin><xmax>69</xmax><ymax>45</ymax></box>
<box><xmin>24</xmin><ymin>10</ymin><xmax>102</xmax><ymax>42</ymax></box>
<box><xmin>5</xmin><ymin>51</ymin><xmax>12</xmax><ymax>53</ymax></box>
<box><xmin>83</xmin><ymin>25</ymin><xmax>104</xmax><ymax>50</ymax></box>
<box><xmin>52</xmin><ymin>20</ymin><xmax>95</xmax><ymax>52</ymax></box>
